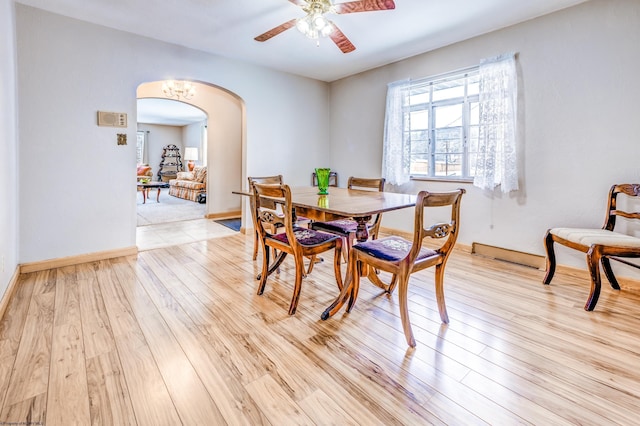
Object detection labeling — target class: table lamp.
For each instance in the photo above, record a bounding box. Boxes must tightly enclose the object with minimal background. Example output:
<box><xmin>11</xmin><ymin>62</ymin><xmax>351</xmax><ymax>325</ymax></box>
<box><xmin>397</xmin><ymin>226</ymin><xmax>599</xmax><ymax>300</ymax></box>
<box><xmin>184</xmin><ymin>147</ymin><xmax>198</xmax><ymax>172</ymax></box>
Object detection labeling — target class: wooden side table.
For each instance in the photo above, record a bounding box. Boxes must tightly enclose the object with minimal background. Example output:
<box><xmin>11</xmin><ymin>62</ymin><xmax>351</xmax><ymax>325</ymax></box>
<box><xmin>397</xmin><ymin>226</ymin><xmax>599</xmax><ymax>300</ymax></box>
<box><xmin>137</xmin><ymin>181</ymin><xmax>169</xmax><ymax>203</ymax></box>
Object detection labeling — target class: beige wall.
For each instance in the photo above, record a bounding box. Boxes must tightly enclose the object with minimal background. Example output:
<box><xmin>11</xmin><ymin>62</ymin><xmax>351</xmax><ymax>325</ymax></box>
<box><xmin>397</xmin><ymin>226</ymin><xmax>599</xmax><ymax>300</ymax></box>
<box><xmin>15</xmin><ymin>4</ymin><xmax>330</xmax><ymax>264</ymax></box>
<box><xmin>328</xmin><ymin>0</ymin><xmax>640</xmax><ymax>272</ymax></box>
<box><xmin>0</xmin><ymin>0</ymin><xmax>18</xmax><ymax>297</ymax></box>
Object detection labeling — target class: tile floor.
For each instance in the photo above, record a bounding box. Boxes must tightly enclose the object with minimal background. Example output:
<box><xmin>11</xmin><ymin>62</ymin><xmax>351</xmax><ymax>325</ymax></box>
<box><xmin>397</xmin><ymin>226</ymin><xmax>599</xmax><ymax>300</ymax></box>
<box><xmin>136</xmin><ymin>218</ymin><xmax>241</xmax><ymax>251</ymax></box>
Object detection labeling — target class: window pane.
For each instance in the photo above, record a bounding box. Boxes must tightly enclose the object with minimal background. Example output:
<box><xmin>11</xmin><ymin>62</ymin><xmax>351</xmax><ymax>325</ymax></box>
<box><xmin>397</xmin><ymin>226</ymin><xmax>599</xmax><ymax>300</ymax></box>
<box><xmin>409</xmin><ymin>90</ymin><xmax>429</xmax><ymax>105</ymax></box>
<box><xmin>467</xmin><ymin>74</ymin><xmax>480</xmax><ymax>96</ymax></box>
<box><xmin>410</xmin><ymin>153</ymin><xmax>430</xmax><ymax>175</ymax></box>
<box><xmin>433</xmin><ymin>79</ymin><xmax>465</xmax><ymax>101</ymax></box>
<box><xmin>434</xmin><ymin>104</ymin><xmax>463</xmax><ymax>177</ymax></box>
<box><xmin>435</xmin><ymin>104</ymin><xmax>462</xmax><ymax>128</ymax></box>
<box><xmin>410</xmin><ymin>131</ymin><xmax>429</xmax><ymax>154</ymax></box>
<box><xmin>469</xmin><ymin>101</ymin><xmax>479</xmax><ymax>125</ymax></box>
<box><xmin>434</xmin><ymin>128</ymin><xmax>462</xmax><ymax>177</ymax></box>
<box><xmin>410</xmin><ymin>109</ymin><xmax>429</xmax><ymax>130</ymax></box>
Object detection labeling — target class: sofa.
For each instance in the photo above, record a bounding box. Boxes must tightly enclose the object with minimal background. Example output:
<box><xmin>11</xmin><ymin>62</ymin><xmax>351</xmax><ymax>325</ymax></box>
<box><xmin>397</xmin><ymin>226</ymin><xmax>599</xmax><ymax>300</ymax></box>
<box><xmin>169</xmin><ymin>165</ymin><xmax>207</xmax><ymax>201</ymax></box>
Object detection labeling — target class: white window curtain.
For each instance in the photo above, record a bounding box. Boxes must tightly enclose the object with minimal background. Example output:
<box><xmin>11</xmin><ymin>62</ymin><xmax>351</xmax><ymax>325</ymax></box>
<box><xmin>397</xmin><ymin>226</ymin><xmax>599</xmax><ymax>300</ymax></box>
<box><xmin>382</xmin><ymin>79</ymin><xmax>411</xmax><ymax>186</ymax></box>
<box><xmin>473</xmin><ymin>53</ymin><xmax>519</xmax><ymax>193</ymax></box>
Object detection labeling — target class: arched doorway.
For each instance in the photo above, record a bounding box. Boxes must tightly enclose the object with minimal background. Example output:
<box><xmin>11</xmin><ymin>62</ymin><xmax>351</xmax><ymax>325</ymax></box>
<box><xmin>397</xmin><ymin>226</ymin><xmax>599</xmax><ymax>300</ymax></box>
<box><xmin>135</xmin><ymin>80</ymin><xmax>245</xmax><ymax>247</ymax></box>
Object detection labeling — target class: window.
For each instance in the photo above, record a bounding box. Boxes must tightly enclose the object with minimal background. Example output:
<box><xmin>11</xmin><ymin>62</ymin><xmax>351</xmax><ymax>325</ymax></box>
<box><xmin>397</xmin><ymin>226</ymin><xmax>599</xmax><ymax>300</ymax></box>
<box><xmin>383</xmin><ymin>53</ymin><xmax>518</xmax><ymax>191</ymax></box>
<box><xmin>405</xmin><ymin>69</ymin><xmax>479</xmax><ymax>181</ymax></box>
<box><xmin>136</xmin><ymin>130</ymin><xmax>146</xmax><ymax>165</ymax></box>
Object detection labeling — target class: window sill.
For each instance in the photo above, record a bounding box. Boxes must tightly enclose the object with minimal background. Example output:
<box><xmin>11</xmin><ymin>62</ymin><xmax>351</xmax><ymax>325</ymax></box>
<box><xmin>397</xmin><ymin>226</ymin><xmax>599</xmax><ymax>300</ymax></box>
<box><xmin>411</xmin><ymin>176</ymin><xmax>474</xmax><ymax>184</ymax></box>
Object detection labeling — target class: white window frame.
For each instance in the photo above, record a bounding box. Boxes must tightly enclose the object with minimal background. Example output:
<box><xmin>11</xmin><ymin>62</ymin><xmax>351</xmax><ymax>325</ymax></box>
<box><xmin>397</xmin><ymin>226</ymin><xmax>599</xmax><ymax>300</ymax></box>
<box><xmin>405</xmin><ymin>67</ymin><xmax>479</xmax><ymax>182</ymax></box>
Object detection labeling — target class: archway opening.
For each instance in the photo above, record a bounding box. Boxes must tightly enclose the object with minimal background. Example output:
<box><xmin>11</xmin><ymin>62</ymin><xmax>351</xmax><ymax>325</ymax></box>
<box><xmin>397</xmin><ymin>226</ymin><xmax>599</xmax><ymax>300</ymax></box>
<box><xmin>135</xmin><ymin>80</ymin><xmax>245</xmax><ymax>249</ymax></box>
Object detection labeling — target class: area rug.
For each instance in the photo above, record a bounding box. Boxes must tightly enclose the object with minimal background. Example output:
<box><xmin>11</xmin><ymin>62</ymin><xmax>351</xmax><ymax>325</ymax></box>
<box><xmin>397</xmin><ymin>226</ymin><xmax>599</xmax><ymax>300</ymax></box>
<box><xmin>137</xmin><ymin>192</ymin><xmax>206</xmax><ymax>226</ymax></box>
<box><xmin>214</xmin><ymin>218</ymin><xmax>241</xmax><ymax>232</ymax></box>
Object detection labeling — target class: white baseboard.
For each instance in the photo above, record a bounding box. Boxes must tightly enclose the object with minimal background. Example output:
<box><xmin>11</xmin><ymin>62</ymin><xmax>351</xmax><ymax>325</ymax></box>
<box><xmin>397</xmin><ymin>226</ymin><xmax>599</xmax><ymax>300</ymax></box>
<box><xmin>19</xmin><ymin>246</ymin><xmax>138</xmax><ymax>274</ymax></box>
<box><xmin>0</xmin><ymin>266</ymin><xmax>21</xmax><ymax>321</ymax></box>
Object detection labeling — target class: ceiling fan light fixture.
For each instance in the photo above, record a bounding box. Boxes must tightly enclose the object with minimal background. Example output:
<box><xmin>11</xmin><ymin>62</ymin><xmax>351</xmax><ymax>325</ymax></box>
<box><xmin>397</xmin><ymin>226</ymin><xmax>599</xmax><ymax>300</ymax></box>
<box><xmin>296</xmin><ymin>11</ymin><xmax>333</xmax><ymax>40</ymax></box>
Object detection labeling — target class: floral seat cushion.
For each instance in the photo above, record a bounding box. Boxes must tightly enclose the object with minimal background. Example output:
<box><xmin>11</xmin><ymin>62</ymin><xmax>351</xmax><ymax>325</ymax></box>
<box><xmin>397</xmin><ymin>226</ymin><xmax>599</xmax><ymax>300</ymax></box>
<box><xmin>311</xmin><ymin>219</ymin><xmax>358</xmax><ymax>235</ymax></box>
<box><xmin>353</xmin><ymin>236</ymin><xmax>437</xmax><ymax>262</ymax></box>
<box><xmin>270</xmin><ymin>227</ymin><xmax>338</xmax><ymax>246</ymax></box>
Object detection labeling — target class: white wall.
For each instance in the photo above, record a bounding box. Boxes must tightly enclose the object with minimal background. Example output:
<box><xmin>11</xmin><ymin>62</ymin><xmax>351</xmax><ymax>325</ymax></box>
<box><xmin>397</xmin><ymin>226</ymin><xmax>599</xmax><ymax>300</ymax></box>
<box><xmin>329</xmin><ymin>0</ymin><xmax>640</xmax><ymax>272</ymax></box>
<box><xmin>0</xmin><ymin>0</ymin><xmax>18</xmax><ymax>297</ymax></box>
<box><xmin>136</xmin><ymin>123</ymin><xmax>184</xmax><ymax>179</ymax></box>
<box><xmin>16</xmin><ymin>5</ymin><xmax>330</xmax><ymax>264</ymax></box>
<box><xmin>182</xmin><ymin>121</ymin><xmax>206</xmax><ymax>167</ymax></box>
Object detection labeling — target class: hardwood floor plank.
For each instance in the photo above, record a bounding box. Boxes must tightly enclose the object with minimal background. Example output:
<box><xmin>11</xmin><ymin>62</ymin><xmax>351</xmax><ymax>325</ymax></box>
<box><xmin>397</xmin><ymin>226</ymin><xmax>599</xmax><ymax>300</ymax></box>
<box><xmin>0</xmin><ymin>269</ymin><xmax>55</xmax><ymax>422</ymax></box>
<box><xmin>98</xmin><ymin>259</ymin><xmax>182</xmax><ymax>425</ymax></box>
<box><xmin>136</xmin><ymin>311</ymin><xmax>227</xmax><ymax>425</ymax></box>
<box><xmin>245</xmin><ymin>374</ymin><xmax>315</xmax><ymax>426</ymax></box>
<box><xmin>46</xmin><ymin>266</ymin><xmax>91</xmax><ymax>426</ymax></box>
<box><xmin>77</xmin><ymin>262</ymin><xmax>116</xmax><ymax>359</ymax></box>
<box><xmin>298</xmin><ymin>389</ymin><xmax>362</xmax><ymax>426</ymax></box>
<box><xmin>0</xmin><ymin>272</ymin><xmax>37</xmax><ymax>410</ymax></box>
<box><xmin>131</xmin><ymin>254</ymin><xmax>266</xmax><ymax>425</ymax></box>
<box><xmin>151</xmin><ymin>245</ymin><xmax>387</xmax><ymax>425</ymax></box>
<box><xmin>0</xmin><ymin>393</ymin><xmax>47</xmax><ymax>424</ymax></box>
<box><xmin>85</xmin><ymin>350</ymin><xmax>137</xmax><ymax>426</ymax></box>
<box><xmin>2</xmin><ymin>231</ymin><xmax>640</xmax><ymax>424</ymax></box>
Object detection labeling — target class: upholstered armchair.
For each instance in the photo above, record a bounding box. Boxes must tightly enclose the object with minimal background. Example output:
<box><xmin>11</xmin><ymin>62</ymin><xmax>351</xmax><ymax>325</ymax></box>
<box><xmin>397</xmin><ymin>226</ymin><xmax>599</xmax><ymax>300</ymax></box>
<box><xmin>136</xmin><ymin>164</ymin><xmax>153</xmax><ymax>182</ymax></box>
<box><xmin>168</xmin><ymin>166</ymin><xmax>207</xmax><ymax>201</ymax></box>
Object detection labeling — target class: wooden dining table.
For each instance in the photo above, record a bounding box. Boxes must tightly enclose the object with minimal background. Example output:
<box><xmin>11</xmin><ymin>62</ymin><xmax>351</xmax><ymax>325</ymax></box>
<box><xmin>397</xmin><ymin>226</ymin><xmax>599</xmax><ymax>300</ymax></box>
<box><xmin>235</xmin><ymin>185</ymin><xmax>417</xmax><ymax>319</ymax></box>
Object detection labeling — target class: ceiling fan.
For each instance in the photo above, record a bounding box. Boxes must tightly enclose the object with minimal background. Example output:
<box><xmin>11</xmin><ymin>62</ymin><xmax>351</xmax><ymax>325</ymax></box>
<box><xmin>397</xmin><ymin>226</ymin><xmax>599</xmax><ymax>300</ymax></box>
<box><xmin>254</xmin><ymin>0</ymin><xmax>396</xmax><ymax>53</ymax></box>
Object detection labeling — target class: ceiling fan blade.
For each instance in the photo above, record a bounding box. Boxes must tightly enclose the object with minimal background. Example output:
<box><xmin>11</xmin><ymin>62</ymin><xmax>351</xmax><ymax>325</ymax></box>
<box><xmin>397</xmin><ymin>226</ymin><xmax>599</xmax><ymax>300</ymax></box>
<box><xmin>335</xmin><ymin>0</ymin><xmax>396</xmax><ymax>14</ymax></box>
<box><xmin>329</xmin><ymin>24</ymin><xmax>356</xmax><ymax>53</ymax></box>
<box><xmin>254</xmin><ymin>19</ymin><xmax>297</xmax><ymax>42</ymax></box>
<box><xmin>288</xmin><ymin>0</ymin><xmax>307</xmax><ymax>5</ymax></box>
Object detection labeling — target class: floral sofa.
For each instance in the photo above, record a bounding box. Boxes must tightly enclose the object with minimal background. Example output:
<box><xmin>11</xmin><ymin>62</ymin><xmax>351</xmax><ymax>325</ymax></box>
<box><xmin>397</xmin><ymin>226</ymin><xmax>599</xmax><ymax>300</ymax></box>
<box><xmin>169</xmin><ymin>166</ymin><xmax>207</xmax><ymax>202</ymax></box>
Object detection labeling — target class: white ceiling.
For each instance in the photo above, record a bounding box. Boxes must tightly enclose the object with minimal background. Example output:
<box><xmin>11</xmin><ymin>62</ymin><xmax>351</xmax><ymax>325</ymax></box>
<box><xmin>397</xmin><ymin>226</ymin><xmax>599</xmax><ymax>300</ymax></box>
<box><xmin>17</xmin><ymin>0</ymin><xmax>590</xmax><ymax>125</ymax></box>
<box><xmin>16</xmin><ymin>0</ymin><xmax>590</xmax><ymax>83</ymax></box>
<box><xmin>137</xmin><ymin>98</ymin><xmax>207</xmax><ymax>126</ymax></box>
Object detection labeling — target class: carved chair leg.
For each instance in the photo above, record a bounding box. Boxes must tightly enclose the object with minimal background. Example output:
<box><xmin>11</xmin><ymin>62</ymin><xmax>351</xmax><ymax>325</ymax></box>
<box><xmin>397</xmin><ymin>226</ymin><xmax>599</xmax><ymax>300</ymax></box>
<box><xmin>288</xmin><ymin>253</ymin><xmax>305</xmax><ymax>315</ymax></box>
<box><xmin>257</xmin><ymin>249</ymin><xmax>287</xmax><ymax>281</ymax></box>
<box><xmin>434</xmin><ymin>263</ymin><xmax>450</xmax><ymax>324</ymax></box>
<box><xmin>252</xmin><ymin>230</ymin><xmax>259</xmax><ymax>260</ymax></box>
<box><xmin>601</xmin><ymin>256</ymin><xmax>621</xmax><ymax>290</ymax></box>
<box><xmin>256</xmin><ymin>243</ymin><xmax>271</xmax><ymax>294</ymax></box>
<box><xmin>346</xmin><ymin>259</ymin><xmax>362</xmax><ymax>313</ymax></box>
<box><xmin>333</xmin><ymin>240</ymin><xmax>344</xmax><ymax>291</ymax></box>
<box><xmin>397</xmin><ymin>271</ymin><xmax>416</xmax><ymax>348</ymax></box>
<box><xmin>585</xmin><ymin>246</ymin><xmax>603</xmax><ymax>311</ymax></box>
<box><xmin>543</xmin><ymin>231</ymin><xmax>557</xmax><ymax>284</ymax></box>
<box><xmin>386</xmin><ymin>274</ymin><xmax>399</xmax><ymax>294</ymax></box>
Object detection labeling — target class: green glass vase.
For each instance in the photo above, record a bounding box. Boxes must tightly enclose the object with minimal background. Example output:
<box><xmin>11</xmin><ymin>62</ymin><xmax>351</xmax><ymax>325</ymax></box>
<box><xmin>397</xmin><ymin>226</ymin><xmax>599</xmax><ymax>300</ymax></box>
<box><xmin>315</xmin><ymin>168</ymin><xmax>331</xmax><ymax>195</ymax></box>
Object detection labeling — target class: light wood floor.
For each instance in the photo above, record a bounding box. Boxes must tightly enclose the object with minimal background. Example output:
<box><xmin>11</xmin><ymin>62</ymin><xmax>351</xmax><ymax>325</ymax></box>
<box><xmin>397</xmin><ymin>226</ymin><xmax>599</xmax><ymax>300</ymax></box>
<box><xmin>2</xmin><ymin>230</ymin><xmax>640</xmax><ymax>425</ymax></box>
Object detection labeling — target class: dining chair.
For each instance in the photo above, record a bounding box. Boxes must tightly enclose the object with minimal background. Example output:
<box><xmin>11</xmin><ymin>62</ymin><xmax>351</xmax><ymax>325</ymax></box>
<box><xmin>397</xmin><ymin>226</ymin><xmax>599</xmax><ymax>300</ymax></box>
<box><xmin>311</xmin><ymin>177</ymin><xmax>386</xmax><ymax>262</ymax></box>
<box><xmin>251</xmin><ymin>182</ymin><xmax>343</xmax><ymax>315</ymax></box>
<box><xmin>343</xmin><ymin>189</ymin><xmax>465</xmax><ymax>347</ymax></box>
<box><xmin>248</xmin><ymin>175</ymin><xmax>284</xmax><ymax>261</ymax></box>
<box><xmin>543</xmin><ymin>183</ymin><xmax>640</xmax><ymax>311</ymax></box>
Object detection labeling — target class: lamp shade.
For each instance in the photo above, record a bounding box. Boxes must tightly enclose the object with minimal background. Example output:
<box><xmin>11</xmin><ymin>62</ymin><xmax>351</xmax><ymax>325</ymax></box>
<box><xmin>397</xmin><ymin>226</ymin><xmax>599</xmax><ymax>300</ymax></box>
<box><xmin>184</xmin><ymin>147</ymin><xmax>198</xmax><ymax>161</ymax></box>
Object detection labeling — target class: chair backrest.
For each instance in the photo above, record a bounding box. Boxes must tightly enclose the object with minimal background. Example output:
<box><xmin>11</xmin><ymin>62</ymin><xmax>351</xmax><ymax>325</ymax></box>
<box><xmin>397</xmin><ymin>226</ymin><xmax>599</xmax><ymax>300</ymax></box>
<box><xmin>347</xmin><ymin>177</ymin><xmax>385</xmax><ymax>192</ymax></box>
<box><xmin>604</xmin><ymin>184</ymin><xmax>640</xmax><ymax>231</ymax></box>
<box><xmin>312</xmin><ymin>171</ymin><xmax>338</xmax><ymax>187</ymax></box>
<box><xmin>347</xmin><ymin>177</ymin><xmax>386</xmax><ymax>233</ymax></box>
<box><xmin>409</xmin><ymin>189</ymin><xmax>465</xmax><ymax>263</ymax></box>
<box><xmin>251</xmin><ymin>182</ymin><xmax>299</xmax><ymax>249</ymax></box>
<box><xmin>248</xmin><ymin>175</ymin><xmax>283</xmax><ymax>211</ymax></box>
